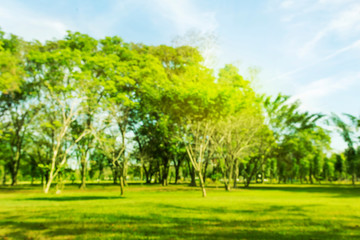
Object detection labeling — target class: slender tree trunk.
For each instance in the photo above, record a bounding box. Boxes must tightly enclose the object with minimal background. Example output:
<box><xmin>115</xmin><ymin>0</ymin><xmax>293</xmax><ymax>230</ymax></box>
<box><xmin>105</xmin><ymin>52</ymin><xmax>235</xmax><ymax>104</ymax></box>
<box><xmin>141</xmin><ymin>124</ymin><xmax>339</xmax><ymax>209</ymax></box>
<box><xmin>56</xmin><ymin>172</ymin><xmax>64</xmax><ymax>194</ymax></box>
<box><xmin>309</xmin><ymin>162</ymin><xmax>313</xmax><ymax>184</ymax></box>
<box><xmin>143</xmin><ymin>165</ymin><xmax>149</xmax><ymax>183</ymax></box>
<box><xmin>10</xmin><ymin>152</ymin><xmax>21</xmax><ymax>186</ymax></box>
<box><xmin>148</xmin><ymin>172</ymin><xmax>154</xmax><ymax>184</ymax></box>
<box><xmin>233</xmin><ymin>158</ymin><xmax>239</xmax><ymax>189</ymax></box>
<box><xmin>79</xmin><ymin>156</ymin><xmax>87</xmax><ymax>190</ymax></box>
<box><xmin>188</xmin><ymin>161</ymin><xmax>196</xmax><ymax>186</ymax></box>
<box><xmin>2</xmin><ymin>165</ymin><xmax>6</xmax><ymax>185</ymax></box>
<box><xmin>245</xmin><ymin>166</ymin><xmax>256</xmax><ymax>188</ymax></box>
<box><xmin>198</xmin><ymin>171</ymin><xmax>206</xmax><ymax>197</ymax></box>
<box><xmin>245</xmin><ymin>177</ymin><xmax>251</xmax><ymax>188</ymax></box>
<box><xmin>120</xmin><ymin>175</ymin><xmax>124</xmax><ymax>196</ymax></box>
<box><xmin>144</xmin><ymin>167</ymin><xmax>151</xmax><ymax>183</ymax></box>
<box><xmin>224</xmin><ymin>181</ymin><xmax>230</xmax><ymax>191</ymax></box>
<box><xmin>44</xmin><ymin>156</ymin><xmax>57</xmax><ymax>194</ymax></box>
<box><xmin>202</xmin><ymin>158</ymin><xmax>209</xmax><ymax>184</ymax></box>
<box><xmin>10</xmin><ymin>143</ymin><xmax>22</xmax><ymax>186</ymax></box>
<box><xmin>113</xmin><ymin>168</ymin><xmax>118</xmax><ymax>184</ymax></box>
<box><xmin>225</xmin><ymin>165</ymin><xmax>233</xmax><ymax>191</ymax></box>
<box><xmin>162</xmin><ymin>160</ymin><xmax>169</xmax><ymax>186</ymax></box>
<box><xmin>174</xmin><ymin>165</ymin><xmax>180</xmax><ymax>184</ymax></box>
<box><xmin>11</xmin><ymin>172</ymin><xmax>17</xmax><ymax>186</ymax></box>
<box><xmin>140</xmin><ymin>158</ymin><xmax>143</xmax><ymax>184</ymax></box>
<box><xmin>352</xmin><ymin>173</ymin><xmax>356</xmax><ymax>185</ymax></box>
<box><xmin>98</xmin><ymin>170</ymin><xmax>102</xmax><ymax>182</ymax></box>
<box><xmin>162</xmin><ymin>176</ymin><xmax>168</xmax><ymax>186</ymax></box>
<box><xmin>174</xmin><ymin>158</ymin><xmax>182</xmax><ymax>184</ymax></box>
<box><xmin>42</xmin><ymin>172</ymin><xmax>48</xmax><ymax>190</ymax></box>
<box><xmin>44</xmin><ymin>173</ymin><xmax>54</xmax><ymax>194</ymax></box>
<box><xmin>309</xmin><ymin>172</ymin><xmax>313</xmax><ymax>184</ymax></box>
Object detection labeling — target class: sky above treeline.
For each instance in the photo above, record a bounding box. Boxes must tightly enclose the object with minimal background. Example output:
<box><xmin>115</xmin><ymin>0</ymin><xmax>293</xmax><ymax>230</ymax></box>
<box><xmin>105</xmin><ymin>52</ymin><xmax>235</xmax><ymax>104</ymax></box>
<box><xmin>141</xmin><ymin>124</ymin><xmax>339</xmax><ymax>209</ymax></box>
<box><xmin>1</xmin><ymin>0</ymin><xmax>359</xmax><ymax>151</ymax></box>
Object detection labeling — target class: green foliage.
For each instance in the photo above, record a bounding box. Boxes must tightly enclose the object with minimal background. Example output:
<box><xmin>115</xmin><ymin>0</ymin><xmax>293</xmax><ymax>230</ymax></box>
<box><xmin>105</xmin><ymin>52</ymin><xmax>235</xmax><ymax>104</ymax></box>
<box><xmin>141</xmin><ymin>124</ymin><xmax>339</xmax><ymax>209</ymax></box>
<box><xmin>0</xmin><ymin>28</ymin><xmax>356</xmax><ymax>192</ymax></box>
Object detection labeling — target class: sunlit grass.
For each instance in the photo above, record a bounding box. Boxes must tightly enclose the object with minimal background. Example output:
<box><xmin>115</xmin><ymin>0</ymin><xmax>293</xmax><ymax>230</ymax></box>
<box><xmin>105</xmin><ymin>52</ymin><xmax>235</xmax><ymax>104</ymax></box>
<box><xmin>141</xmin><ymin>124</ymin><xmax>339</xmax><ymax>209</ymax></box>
<box><xmin>1</xmin><ymin>184</ymin><xmax>360</xmax><ymax>239</ymax></box>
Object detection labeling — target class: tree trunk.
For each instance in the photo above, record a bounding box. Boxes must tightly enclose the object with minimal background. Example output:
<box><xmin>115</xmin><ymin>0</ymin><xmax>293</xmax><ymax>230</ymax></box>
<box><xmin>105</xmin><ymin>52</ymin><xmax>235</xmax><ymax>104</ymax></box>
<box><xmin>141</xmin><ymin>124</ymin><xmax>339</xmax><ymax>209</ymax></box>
<box><xmin>309</xmin><ymin>162</ymin><xmax>313</xmax><ymax>184</ymax></box>
<box><xmin>79</xmin><ymin>157</ymin><xmax>87</xmax><ymax>190</ymax></box>
<box><xmin>140</xmin><ymin>158</ymin><xmax>143</xmax><ymax>184</ymax></box>
<box><xmin>9</xmin><ymin>157</ymin><xmax>19</xmax><ymax>186</ymax></box>
<box><xmin>162</xmin><ymin>177</ymin><xmax>168</xmax><ymax>186</ymax></box>
<box><xmin>162</xmin><ymin>163</ymin><xmax>169</xmax><ymax>186</ymax></box>
<box><xmin>245</xmin><ymin>177</ymin><xmax>251</xmax><ymax>188</ymax></box>
<box><xmin>145</xmin><ymin>170</ymin><xmax>151</xmax><ymax>183</ymax></box>
<box><xmin>352</xmin><ymin>173</ymin><xmax>356</xmax><ymax>185</ymax></box>
<box><xmin>56</xmin><ymin>172</ymin><xmax>64</xmax><ymax>194</ymax></box>
<box><xmin>120</xmin><ymin>176</ymin><xmax>124</xmax><ymax>196</ymax></box>
<box><xmin>42</xmin><ymin>172</ymin><xmax>48</xmax><ymax>190</ymax></box>
<box><xmin>224</xmin><ymin>181</ymin><xmax>231</xmax><ymax>191</ymax></box>
<box><xmin>174</xmin><ymin>159</ymin><xmax>181</xmax><ymax>184</ymax></box>
<box><xmin>44</xmin><ymin>173</ymin><xmax>54</xmax><ymax>194</ymax></box>
<box><xmin>11</xmin><ymin>171</ymin><xmax>17</xmax><ymax>186</ymax></box>
<box><xmin>10</xmin><ymin>146</ymin><xmax>23</xmax><ymax>186</ymax></box>
<box><xmin>202</xmin><ymin>158</ymin><xmax>209</xmax><ymax>184</ymax></box>
<box><xmin>233</xmin><ymin>158</ymin><xmax>239</xmax><ymax>189</ymax></box>
<box><xmin>188</xmin><ymin>161</ymin><xmax>196</xmax><ymax>186</ymax></box>
<box><xmin>143</xmin><ymin>166</ymin><xmax>150</xmax><ymax>183</ymax></box>
<box><xmin>309</xmin><ymin>172</ymin><xmax>313</xmax><ymax>184</ymax></box>
<box><xmin>98</xmin><ymin>170</ymin><xmax>102</xmax><ymax>183</ymax></box>
<box><xmin>198</xmin><ymin>171</ymin><xmax>206</xmax><ymax>197</ymax></box>
<box><xmin>224</xmin><ymin>171</ymin><xmax>232</xmax><ymax>191</ymax></box>
<box><xmin>2</xmin><ymin>165</ymin><xmax>6</xmax><ymax>185</ymax></box>
<box><xmin>113</xmin><ymin>168</ymin><xmax>118</xmax><ymax>184</ymax></box>
<box><xmin>223</xmin><ymin>160</ymin><xmax>233</xmax><ymax>191</ymax></box>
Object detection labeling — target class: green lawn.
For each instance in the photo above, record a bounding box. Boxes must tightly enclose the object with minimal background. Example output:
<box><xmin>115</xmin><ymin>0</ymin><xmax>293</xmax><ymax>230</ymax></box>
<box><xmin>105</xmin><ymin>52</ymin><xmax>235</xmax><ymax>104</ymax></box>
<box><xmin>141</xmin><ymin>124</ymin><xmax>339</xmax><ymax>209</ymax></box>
<box><xmin>1</xmin><ymin>183</ymin><xmax>360</xmax><ymax>239</ymax></box>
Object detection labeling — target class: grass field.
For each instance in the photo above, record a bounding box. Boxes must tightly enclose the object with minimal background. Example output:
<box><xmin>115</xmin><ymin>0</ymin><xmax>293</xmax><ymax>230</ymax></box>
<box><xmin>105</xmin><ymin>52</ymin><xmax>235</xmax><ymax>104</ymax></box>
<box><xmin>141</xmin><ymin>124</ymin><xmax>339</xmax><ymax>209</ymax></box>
<box><xmin>1</xmin><ymin>183</ymin><xmax>360</xmax><ymax>239</ymax></box>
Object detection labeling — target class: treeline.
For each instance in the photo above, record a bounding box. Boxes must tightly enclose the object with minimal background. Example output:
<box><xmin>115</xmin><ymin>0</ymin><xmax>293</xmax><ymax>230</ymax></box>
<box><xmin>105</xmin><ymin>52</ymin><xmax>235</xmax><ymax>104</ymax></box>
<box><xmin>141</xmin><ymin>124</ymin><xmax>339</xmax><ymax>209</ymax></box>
<box><xmin>0</xmin><ymin>30</ymin><xmax>359</xmax><ymax>196</ymax></box>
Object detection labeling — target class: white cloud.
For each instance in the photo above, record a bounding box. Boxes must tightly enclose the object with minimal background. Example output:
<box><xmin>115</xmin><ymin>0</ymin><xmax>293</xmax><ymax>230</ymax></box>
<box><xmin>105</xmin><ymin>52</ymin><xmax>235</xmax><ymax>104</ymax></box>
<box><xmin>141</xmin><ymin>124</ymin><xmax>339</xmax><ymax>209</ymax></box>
<box><xmin>272</xmin><ymin>39</ymin><xmax>360</xmax><ymax>81</ymax></box>
<box><xmin>298</xmin><ymin>2</ymin><xmax>360</xmax><ymax>57</ymax></box>
<box><xmin>290</xmin><ymin>73</ymin><xmax>360</xmax><ymax>111</ymax></box>
<box><xmin>152</xmin><ymin>0</ymin><xmax>218</xmax><ymax>34</ymax></box>
<box><xmin>280</xmin><ymin>0</ymin><xmax>295</xmax><ymax>9</ymax></box>
<box><xmin>0</xmin><ymin>2</ymin><xmax>69</xmax><ymax>41</ymax></box>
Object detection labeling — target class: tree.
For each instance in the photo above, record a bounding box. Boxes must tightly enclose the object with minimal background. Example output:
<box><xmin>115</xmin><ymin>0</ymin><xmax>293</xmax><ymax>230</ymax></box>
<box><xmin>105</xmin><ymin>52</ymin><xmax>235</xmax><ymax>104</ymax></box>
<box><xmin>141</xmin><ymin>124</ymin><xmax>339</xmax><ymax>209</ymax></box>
<box><xmin>28</xmin><ymin>33</ymin><xmax>97</xmax><ymax>193</ymax></box>
<box><xmin>263</xmin><ymin>94</ymin><xmax>329</xmax><ymax>183</ymax></box>
<box><xmin>179</xmin><ymin>68</ymin><xmax>224</xmax><ymax>197</ymax></box>
<box><xmin>331</xmin><ymin>114</ymin><xmax>359</xmax><ymax>185</ymax></box>
<box><xmin>93</xmin><ymin>37</ymin><xmax>167</xmax><ymax>195</ymax></box>
<box><xmin>242</xmin><ymin>125</ymin><xmax>275</xmax><ymax>187</ymax></box>
<box><xmin>0</xmin><ymin>32</ymin><xmax>40</xmax><ymax>186</ymax></box>
<box><xmin>211</xmin><ymin>64</ymin><xmax>265</xmax><ymax>190</ymax></box>
<box><xmin>0</xmin><ymin>30</ymin><xmax>24</xmax><ymax>93</ymax></box>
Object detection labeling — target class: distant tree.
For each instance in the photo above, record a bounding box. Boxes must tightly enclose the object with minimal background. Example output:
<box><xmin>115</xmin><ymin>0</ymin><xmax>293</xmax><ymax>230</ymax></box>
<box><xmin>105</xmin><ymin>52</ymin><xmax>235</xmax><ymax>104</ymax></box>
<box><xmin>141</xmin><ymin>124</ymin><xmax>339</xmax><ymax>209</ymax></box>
<box><xmin>28</xmin><ymin>33</ymin><xmax>95</xmax><ymax>193</ymax></box>
<box><xmin>0</xmin><ymin>32</ymin><xmax>40</xmax><ymax>186</ymax></box>
<box><xmin>331</xmin><ymin>114</ymin><xmax>359</xmax><ymax>185</ymax></box>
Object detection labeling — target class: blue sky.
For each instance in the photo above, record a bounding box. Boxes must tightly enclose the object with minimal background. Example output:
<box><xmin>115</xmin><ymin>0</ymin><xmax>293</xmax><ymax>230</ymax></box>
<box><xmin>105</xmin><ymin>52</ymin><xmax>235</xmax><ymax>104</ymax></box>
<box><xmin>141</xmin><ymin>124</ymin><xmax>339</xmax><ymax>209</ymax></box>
<box><xmin>1</xmin><ymin>0</ymin><xmax>359</xmax><ymax>151</ymax></box>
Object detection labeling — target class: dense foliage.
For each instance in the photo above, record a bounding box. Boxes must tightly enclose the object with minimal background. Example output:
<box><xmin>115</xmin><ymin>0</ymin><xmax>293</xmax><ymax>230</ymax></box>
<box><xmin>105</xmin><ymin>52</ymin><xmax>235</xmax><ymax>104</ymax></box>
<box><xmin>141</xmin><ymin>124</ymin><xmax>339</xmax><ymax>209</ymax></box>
<box><xmin>0</xmin><ymin>29</ymin><xmax>359</xmax><ymax>196</ymax></box>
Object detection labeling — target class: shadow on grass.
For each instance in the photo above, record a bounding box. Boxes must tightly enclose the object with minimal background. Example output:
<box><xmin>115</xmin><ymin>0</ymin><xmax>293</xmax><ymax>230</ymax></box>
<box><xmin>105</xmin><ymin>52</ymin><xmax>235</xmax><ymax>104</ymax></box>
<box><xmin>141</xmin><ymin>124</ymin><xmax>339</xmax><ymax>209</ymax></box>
<box><xmin>1</xmin><ymin>207</ymin><xmax>359</xmax><ymax>240</ymax></box>
<box><xmin>241</xmin><ymin>185</ymin><xmax>360</xmax><ymax>198</ymax></box>
<box><xmin>24</xmin><ymin>196</ymin><xmax>124</xmax><ymax>201</ymax></box>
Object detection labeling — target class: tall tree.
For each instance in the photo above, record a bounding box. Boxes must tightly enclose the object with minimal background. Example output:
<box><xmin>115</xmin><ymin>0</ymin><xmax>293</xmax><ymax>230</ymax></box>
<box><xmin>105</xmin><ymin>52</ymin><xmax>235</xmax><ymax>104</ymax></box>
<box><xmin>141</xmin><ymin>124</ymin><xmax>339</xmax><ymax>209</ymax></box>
<box><xmin>331</xmin><ymin>114</ymin><xmax>359</xmax><ymax>185</ymax></box>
